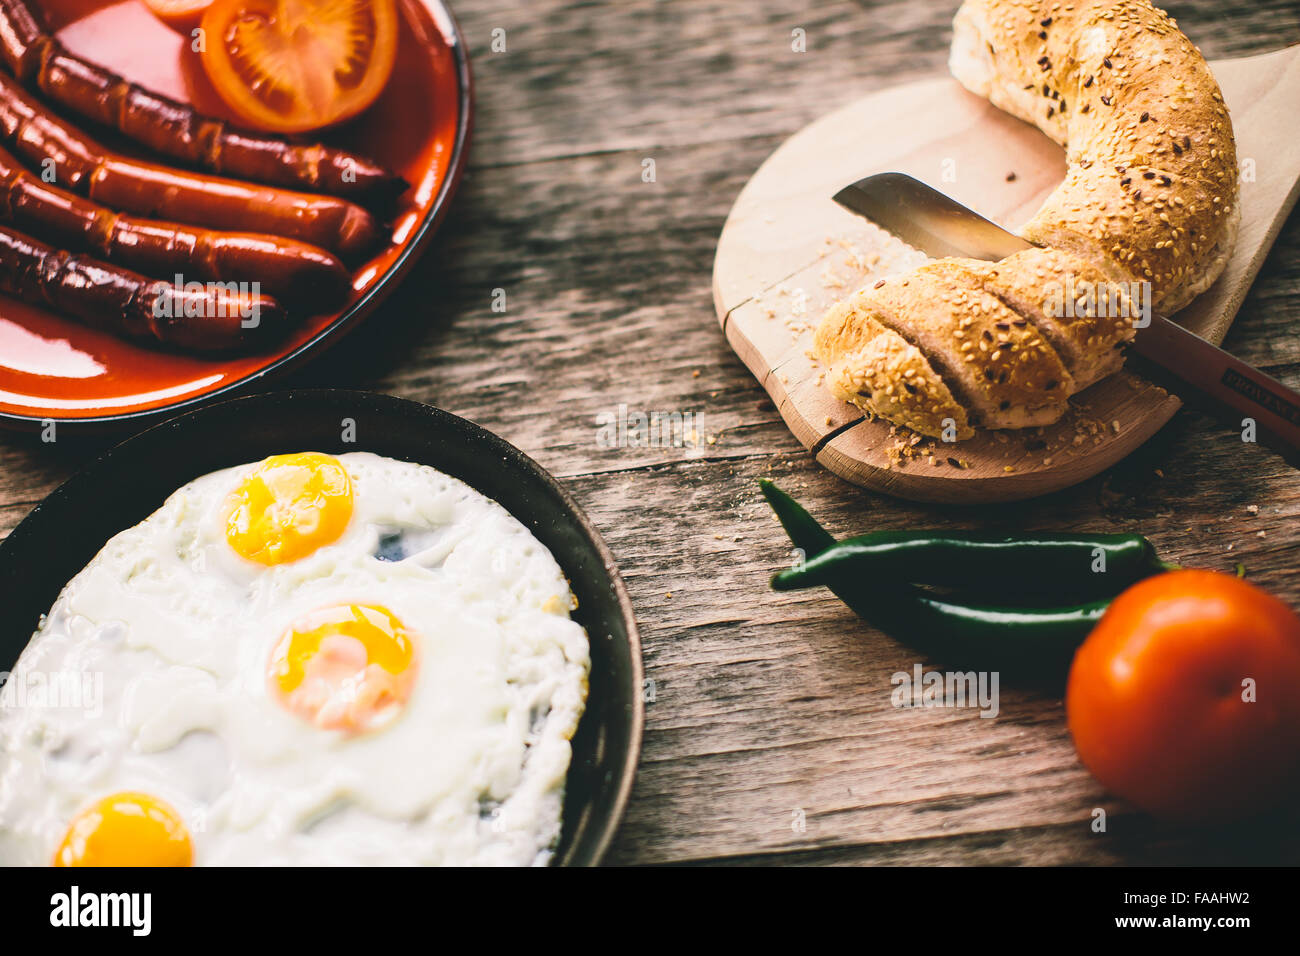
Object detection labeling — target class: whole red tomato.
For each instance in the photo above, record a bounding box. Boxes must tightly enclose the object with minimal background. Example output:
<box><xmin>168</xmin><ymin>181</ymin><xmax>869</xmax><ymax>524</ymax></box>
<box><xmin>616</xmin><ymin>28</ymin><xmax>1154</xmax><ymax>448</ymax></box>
<box><xmin>1067</xmin><ymin>569</ymin><xmax>1300</xmax><ymax>823</ymax></box>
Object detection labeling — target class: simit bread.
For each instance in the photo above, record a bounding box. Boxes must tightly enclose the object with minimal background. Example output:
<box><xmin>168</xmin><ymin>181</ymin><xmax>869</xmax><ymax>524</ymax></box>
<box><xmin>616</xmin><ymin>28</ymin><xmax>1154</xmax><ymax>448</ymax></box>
<box><xmin>949</xmin><ymin>0</ymin><xmax>1239</xmax><ymax>312</ymax></box>
<box><xmin>815</xmin><ymin>0</ymin><xmax>1239</xmax><ymax>439</ymax></box>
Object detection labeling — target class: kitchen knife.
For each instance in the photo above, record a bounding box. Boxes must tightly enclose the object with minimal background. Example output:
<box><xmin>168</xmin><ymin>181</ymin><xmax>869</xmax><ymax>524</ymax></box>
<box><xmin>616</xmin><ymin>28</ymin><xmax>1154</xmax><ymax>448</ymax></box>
<box><xmin>833</xmin><ymin>172</ymin><xmax>1300</xmax><ymax>458</ymax></box>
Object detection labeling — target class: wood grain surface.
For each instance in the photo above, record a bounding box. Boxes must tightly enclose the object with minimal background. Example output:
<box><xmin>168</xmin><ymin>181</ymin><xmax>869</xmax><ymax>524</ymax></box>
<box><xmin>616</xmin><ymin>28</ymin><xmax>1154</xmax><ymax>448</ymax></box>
<box><xmin>1</xmin><ymin>0</ymin><xmax>1299</xmax><ymax>866</ymax></box>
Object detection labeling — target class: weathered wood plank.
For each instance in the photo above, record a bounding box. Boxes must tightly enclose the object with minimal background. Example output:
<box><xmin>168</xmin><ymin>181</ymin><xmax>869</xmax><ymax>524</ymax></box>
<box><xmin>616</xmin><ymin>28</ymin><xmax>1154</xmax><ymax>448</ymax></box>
<box><xmin>685</xmin><ymin>815</ymin><xmax>1300</xmax><ymax>866</ymax></box>
<box><xmin>574</xmin><ymin>447</ymin><xmax>1300</xmax><ymax>864</ymax></box>
<box><xmin>461</xmin><ymin>0</ymin><xmax>1300</xmax><ymax>166</ymax></box>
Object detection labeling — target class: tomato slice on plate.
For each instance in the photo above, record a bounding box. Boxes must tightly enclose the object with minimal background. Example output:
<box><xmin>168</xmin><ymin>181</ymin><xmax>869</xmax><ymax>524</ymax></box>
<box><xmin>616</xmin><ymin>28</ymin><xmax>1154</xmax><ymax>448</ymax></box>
<box><xmin>199</xmin><ymin>0</ymin><xmax>399</xmax><ymax>134</ymax></box>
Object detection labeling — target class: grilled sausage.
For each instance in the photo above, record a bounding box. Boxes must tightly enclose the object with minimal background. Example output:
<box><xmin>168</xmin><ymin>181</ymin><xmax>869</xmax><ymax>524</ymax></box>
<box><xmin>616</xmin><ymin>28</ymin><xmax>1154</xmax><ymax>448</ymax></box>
<box><xmin>0</xmin><ymin>144</ymin><xmax>351</xmax><ymax>310</ymax></box>
<box><xmin>0</xmin><ymin>224</ymin><xmax>288</xmax><ymax>351</ymax></box>
<box><xmin>0</xmin><ymin>70</ymin><xmax>379</xmax><ymax>260</ymax></box>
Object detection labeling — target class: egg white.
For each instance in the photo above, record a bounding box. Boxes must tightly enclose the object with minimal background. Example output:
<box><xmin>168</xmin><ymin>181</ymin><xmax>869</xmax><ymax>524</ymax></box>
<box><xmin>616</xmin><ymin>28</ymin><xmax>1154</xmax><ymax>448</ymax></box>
<box><xmin>0</xmin><ymin>452</ymin><xmax>590</xmax><ymax>866</ymax></box>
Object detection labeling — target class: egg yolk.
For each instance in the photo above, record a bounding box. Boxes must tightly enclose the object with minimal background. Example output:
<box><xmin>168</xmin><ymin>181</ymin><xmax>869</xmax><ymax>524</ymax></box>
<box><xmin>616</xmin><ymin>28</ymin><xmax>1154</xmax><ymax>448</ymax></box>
<box><xmin>54</xmin><ymin>792</ymin><xmax>193</xmax><ymax>867</ymax></box>
<box><xmin>225</xmin><ymin>452</ymin><xmax>353</xmax><ymax>565</ymax></box>
<box><xmin>269</xmin><ymin>604</ymin><xmax>417</xmax><ymax>733</ymax></box>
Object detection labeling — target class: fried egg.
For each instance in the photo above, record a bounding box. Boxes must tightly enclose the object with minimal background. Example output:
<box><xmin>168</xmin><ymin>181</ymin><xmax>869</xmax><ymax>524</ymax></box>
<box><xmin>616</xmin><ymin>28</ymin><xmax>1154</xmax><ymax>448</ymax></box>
<box><xmin>0</xmin><ymin>452</ymin><xmax>590</xmax><ymax>866</ymax></box>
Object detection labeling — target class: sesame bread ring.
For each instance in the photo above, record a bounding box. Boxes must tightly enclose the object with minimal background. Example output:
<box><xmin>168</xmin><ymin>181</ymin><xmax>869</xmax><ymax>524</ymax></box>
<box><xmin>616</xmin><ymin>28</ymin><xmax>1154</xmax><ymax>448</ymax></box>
<box><xmin>950</xmin><ymin>0</ymin><xmax>1239</xmax><ymax>311</ymax></box>
<box><xmin>814</xmin><ymin>0</ymin><xmax>1238</xmax><ymax>441</ymax></box>
<box><xmin>1064</xmin><ymin>2</ymin><xmax>1237</xmax><ymax>197</ymax></box>
<box><xmin>1022</xmin><ymin>162</ymin><xmax>1237</xmax><ymax>313</ymax></box>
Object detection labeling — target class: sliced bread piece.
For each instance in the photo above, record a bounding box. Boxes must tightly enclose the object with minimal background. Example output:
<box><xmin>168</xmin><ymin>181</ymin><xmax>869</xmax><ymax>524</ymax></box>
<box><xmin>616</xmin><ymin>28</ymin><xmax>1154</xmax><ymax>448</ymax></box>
<box><xmin>861</xmin><ymin>263</ymin><xmax>1075</xmax><ymax>429</ymax></box>
<box><xmin>966</xmin><ymin>247</ymin><xmax>1138</xmax><ymax>389</ymax></box>
<box><xmin>816</xmin><ymin>292</ymin><xmax>974</xmax><ymax>440</ymax></box>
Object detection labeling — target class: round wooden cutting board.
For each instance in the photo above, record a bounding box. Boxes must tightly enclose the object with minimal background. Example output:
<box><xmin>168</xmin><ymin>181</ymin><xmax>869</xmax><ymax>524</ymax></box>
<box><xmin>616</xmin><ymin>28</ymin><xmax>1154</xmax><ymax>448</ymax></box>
<box><xmin>713</xmin><ymin>45</ymin><xmax>1300</xmax><ymax>503</ymax></box>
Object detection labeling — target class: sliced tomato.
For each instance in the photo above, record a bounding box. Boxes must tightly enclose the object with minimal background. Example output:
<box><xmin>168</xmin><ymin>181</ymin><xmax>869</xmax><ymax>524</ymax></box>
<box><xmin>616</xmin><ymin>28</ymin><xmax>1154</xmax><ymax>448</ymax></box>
<box><xmin>144</xmin><ymin>0</ymin><xmax>214</xmax><ymax>32</ymax></box>
<box><xmin>198</xmin><ymin>0</ymin><xmax>399</xmax><ymax>134</ymax></box>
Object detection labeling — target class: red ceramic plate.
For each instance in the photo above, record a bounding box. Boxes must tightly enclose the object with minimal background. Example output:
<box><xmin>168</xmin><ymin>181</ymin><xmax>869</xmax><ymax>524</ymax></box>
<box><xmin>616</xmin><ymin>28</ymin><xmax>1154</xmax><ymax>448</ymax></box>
<box><xmin>0</xmin><ymin>0</ymin><xmax>471</xmax><ymax>431</ymax></box>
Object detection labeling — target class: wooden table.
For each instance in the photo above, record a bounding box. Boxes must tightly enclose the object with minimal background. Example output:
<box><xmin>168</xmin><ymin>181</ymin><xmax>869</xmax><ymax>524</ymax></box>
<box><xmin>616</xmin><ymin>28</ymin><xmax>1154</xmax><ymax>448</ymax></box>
<box><xmin>2</xmin><ymin>0</ymin><xmax>1298</xmax><ymax>866</ymax></box>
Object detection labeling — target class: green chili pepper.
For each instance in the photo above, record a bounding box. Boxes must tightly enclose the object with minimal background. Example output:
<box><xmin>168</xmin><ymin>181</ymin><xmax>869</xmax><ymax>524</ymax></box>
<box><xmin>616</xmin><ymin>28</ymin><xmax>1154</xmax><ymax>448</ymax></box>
<box><xmin>772</xmin><ymin>529</ymin><xmax>1171</xmax><ymax>599</ymax></box>
<box><xmin>842</xmin><ymin>582</ymin><xmax>1110</xmax><ymax>671</ymax></box>
<box><xmin>758</xmin><ymin>479</ymin><xmax>1113</xmax><ymax>673</ymax></box>
<box><xmin>758</xmin><ymin>478</ymin><xmax>836</xmax><ymax>558</ymax></box>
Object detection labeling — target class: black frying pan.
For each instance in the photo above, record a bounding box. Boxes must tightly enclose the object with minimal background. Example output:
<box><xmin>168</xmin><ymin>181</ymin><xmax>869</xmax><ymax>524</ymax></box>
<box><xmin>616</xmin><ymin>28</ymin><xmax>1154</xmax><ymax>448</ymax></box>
<box><xmin>0</xmin><ymin>389</ymin><xmax>644</xmax><ymax>866</ymax></box>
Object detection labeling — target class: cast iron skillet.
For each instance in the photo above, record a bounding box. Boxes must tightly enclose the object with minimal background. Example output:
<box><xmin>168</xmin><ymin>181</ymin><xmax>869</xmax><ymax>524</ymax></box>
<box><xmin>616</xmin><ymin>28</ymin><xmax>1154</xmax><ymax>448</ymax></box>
<box><xmin>0</xmin><ymin>389</ymin><xmax>644</xmax><ymax>866</ymax></box>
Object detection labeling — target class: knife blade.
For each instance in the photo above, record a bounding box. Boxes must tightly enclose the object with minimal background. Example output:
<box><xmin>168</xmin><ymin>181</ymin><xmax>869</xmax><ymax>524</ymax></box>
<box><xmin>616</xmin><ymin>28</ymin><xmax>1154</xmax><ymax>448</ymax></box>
<box><xmin>833</xmin><ymin>172</ymin><xmax>1300</xmax><ymax>459</ymax></box>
